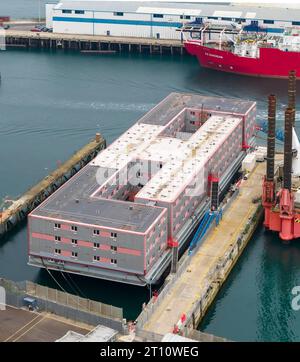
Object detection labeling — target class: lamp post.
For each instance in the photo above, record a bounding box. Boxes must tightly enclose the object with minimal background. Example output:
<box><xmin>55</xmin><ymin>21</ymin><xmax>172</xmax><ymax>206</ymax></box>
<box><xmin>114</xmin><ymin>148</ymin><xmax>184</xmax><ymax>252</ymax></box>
<box><xmin>38</xmin><ymin>0</ymin><xmax>41</xmax><ymax>23</ymax></box>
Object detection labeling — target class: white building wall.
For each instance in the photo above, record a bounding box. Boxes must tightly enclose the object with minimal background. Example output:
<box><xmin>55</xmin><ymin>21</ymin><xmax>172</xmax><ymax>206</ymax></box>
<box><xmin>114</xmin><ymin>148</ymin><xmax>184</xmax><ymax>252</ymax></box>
<box><xmin>48</xmin><ymin>4</ymin><xmax>295</xmax><ymax>39</ymax></box>
<box><xmin>53</xmin><ymin>9</ymin><xmax>94</xmax><ymax>34</ymax></box>
<box><xmin>94</xmin><ymin>12</ymin><xmax>153</xmax><ymax>37</ymax></box>
<box><xmin>51</xmin><ymin>8</ymin><xmax>184</xmax><ymax>38</ymax></box>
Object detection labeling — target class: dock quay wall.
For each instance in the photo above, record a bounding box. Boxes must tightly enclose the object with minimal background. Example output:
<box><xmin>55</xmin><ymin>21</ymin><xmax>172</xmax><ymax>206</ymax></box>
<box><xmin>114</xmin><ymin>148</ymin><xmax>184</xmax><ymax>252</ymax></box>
<box><xmin>181</xmin><ymin>205</ymin><xmax>263</xmax><ymax>336</ymax></box>
<box><xmin>0</xmin><ymin>278</ymin><xmax>124</xmax><ymax>332</ymax></box>
<box><xmin>0</xmin><ymin>134</ymin><xmax>106</xmax><ymax>237</ymax></box>
<box><xmin>4</xmin><ymin>30</ymin><xmax>185</xmax><ymax>55</ymax></box>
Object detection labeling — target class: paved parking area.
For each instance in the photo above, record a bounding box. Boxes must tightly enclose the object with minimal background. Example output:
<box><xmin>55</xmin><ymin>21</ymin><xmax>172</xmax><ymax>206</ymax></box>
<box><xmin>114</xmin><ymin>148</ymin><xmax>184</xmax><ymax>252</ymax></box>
<box><xmin>0</xmin><ymin>306</ymin><xmax>92</xmax><ymax>342</ymax></box>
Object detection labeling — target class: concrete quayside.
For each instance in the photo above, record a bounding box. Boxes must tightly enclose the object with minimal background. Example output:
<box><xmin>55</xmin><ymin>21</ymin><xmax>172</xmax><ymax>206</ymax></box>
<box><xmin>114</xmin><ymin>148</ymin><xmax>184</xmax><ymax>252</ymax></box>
<box><xmin>3</xmin><ymin>29</ymin><xmax>185</xmax><ymax>55</ymax></box>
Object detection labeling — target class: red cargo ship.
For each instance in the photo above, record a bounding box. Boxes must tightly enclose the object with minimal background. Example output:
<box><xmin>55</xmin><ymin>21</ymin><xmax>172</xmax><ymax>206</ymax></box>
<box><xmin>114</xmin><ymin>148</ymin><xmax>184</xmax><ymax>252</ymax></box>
<box><xmin>183</xmin><ymin>22</ymin><xmax>300</xmax><ymax>78</ymax></box>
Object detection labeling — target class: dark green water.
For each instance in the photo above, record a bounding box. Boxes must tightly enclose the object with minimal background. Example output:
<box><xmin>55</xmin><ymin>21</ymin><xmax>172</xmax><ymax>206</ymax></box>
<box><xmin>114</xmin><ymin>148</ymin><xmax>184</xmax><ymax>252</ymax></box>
<box><xmin>200</xmin><ymin>225</ymin><xmax>300</xmax><ymax>342</ymax></box>
<box><xmin>1</xmin><ymin>46</ymin><xmax>300</xmax><ymax>339</ymax></box>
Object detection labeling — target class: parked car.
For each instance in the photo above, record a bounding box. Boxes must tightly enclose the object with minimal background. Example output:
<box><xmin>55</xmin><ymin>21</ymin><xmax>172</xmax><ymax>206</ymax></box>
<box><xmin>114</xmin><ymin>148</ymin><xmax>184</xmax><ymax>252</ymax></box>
<box><xmin>31</xmin><ymin>25</ymin><xmax>48</xmax><ymax>32</ymax></box>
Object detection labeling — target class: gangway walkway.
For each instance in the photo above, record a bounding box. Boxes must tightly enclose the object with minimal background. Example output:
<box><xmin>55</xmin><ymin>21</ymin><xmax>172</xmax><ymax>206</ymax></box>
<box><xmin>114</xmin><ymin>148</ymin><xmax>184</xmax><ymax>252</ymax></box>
<box><xmin>188</xmin><ymin>210</ymin><xmax>221</xmax><ymax>255</ymax></box>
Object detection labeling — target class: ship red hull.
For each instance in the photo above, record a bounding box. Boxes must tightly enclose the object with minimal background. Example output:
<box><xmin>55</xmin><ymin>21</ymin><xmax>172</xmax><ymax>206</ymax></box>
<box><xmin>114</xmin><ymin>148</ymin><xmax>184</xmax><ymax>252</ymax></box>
<box><xmin>185</xmin><ymin>41</ymin><xmax>300</xmax><ymax>78</ymax></box>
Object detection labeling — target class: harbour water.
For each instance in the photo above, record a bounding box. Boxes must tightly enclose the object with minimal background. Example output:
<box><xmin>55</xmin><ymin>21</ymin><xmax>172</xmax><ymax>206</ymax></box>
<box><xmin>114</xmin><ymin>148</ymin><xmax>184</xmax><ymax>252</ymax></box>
<box><xmin>1</xmin><ymin>0</ymin><xmax>48</xmax><ymax>19</ymax></box>
<box><xmin>1</xmin><ymin>1</ymin><xmax>300</xmax><ymax>341</ymax></box>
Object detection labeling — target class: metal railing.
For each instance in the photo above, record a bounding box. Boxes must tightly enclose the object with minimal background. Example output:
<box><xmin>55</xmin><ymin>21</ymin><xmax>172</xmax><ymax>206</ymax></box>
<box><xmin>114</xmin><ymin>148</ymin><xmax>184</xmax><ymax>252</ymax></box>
<box><xmin>135</xmin><ymin>329</ymin><xmax>165</xmax><ymax>342</ymax></box>
<box><xmin>25</xmin><ymin>281</ymin><xmax>123</xmax><ymax>321</ymax></box>
<box><xmin>0</xmin><ymin>278</ymin><xmax>125</xmax><ymax>331</ymax></box>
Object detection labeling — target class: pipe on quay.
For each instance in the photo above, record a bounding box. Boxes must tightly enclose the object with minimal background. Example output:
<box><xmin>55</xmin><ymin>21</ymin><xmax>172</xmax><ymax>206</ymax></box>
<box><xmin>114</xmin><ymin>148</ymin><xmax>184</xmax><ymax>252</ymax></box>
<box><xmin>0</xmin><ymin>134</ymin><xmax>106</xmax><ymax>237</ymax></box>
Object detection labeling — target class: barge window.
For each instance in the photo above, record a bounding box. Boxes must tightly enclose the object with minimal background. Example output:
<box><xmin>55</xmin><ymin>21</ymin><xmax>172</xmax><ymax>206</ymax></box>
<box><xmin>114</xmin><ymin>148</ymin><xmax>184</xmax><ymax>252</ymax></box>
<box><xmin>153</xmin><ymin>14</ymin><xmax>164</xmax><ymax>18</ymax></box>
<box><xmin>71</xmin><ymin>225</ymin><xmax>78</xmax><ymax>232</ymax></box>
<box><xmin>111</xmin><ymin>232</ymin><xmax>117</xmax><ymax>238</ymax></box>
<box><xmin>55</xmin><ymin>249</ymin><xmax>61</xmax><ymax>254</ymax></box>
<box><xmin>54</xmin><ymin>223</ymin><xmax>61</xmax><ymax>229</ymax></box>
<box><xmin>114</xmin><ymin>12</ymin><xmax>124</xmax><ymax>16</ymax></box>
<box><xmin>94</xmin><ymin>242</ymin><xmax>100</xmax><ymax>248</ymax></box>
<box><xmin>180</xmin><ymin>15</ymin><xmax>191</xmax><ymax>20</ymax></box>
<box><xmin>111</xmin><ymin>259</ymin><xmax>117</xmax><ymax>264</ymax></box>
<box><xmin>72</xmin><ymin>239</ymin><xmax>77</xmax><ymax>245</ymax></box>
<box><xmin>62</xmin><ymin>10</ymin><xmax>72</xmax><ymax>14</ymax></box>
<box><xmin>93</xmin><ymin>256</ymin><xmax>100</xmax><ymax>261</ymax></box>
<box><xmin>55</xmin><ymin>236</ymin><xmax>61</xmax><ymax>242</ymax></box>
<box><xmin>263</xmin><ymin>20</ymin><xmax>274</xmax><ymax>24</ymax></box>
<box><xmin>292</xmin><ymin>21</ymin><xmax>300</xmax><ymax>26</ymax></box>
<box><xmin>72</xmin><ymin>252</ymin><xmax>78</xmax><ymax>258</ymax></box>
<box><xmin>93</xmin><ymin>229</ymin><xmax>100</xmax><ymax>235</ymax></box>
<box><xmin>111</xmin><ymin>246</ymin><xmax>117</xmax><ymax>252</ymax></box>
<box><xmin>75</xmin><ymin>10</ymin><xmax>85</xmax><ymax>14</ymax></box>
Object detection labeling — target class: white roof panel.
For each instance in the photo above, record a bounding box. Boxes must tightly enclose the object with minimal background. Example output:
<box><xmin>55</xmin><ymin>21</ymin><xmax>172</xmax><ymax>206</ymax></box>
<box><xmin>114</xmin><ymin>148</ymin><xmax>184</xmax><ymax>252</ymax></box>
<box><xmin>90</xmin><ymin>123</ymin><xmax>164</xmax><ymax>169</ymax></box>
<box><xmin>245</xmin><ymin>12</ymin><xmax>257</xmax><ymax>19</ymax></box>
<box><xmin>213</xmin><ymin>10</ymin><xmax>242</xmax><ymax>18</ymax></box>
<box><xmin>137</xmin><ymin>6</ymin><xmax>202</xmax><ymax>16</ymax></box>
<box><xmin>136</xmin><ymin>114</ymin><xmax>242</xmax><ymax>202</ymax></box>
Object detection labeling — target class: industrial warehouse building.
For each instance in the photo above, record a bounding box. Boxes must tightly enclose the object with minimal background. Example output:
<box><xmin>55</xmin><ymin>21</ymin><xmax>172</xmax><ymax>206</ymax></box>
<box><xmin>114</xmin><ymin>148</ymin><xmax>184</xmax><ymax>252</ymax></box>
<box><xmin>46</xmin><ymin>1</ymin><xmax>300</xmax><ymax>40</ymax></box>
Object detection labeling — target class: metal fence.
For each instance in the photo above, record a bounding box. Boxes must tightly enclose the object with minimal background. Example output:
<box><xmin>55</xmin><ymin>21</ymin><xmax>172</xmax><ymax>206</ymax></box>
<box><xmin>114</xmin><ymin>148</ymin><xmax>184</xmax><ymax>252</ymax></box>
<box><xmin>0</xmin><ymin>279</ymin><xmax>124</xmax><ymax>332</ymax></box>
<box><xmin>25</xmin><ymin>281</ymin><xmax>123</xmax><ymax>321</ymax></box>
<box><xmin>134</xmin><ymin>328</ymin><xmax>229</xmax><ymax>342</ymax></box>
<box><xmin>135</xmin><ymin>329</ymin><xmax>165</xmax><ymax>342</ymax></box>
<box><xmin>189</xmin><ymin>329</ymin><xmax>229</xmax><ymax>342</ymax></box>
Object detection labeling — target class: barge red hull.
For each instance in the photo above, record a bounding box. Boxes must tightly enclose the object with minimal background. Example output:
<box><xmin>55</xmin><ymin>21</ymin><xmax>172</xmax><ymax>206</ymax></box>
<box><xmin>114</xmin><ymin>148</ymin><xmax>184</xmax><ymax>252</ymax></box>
<box><xmin>185</xmin><ymin>41</ymin><xmax>300</xmax><ymax>78</ymax></box>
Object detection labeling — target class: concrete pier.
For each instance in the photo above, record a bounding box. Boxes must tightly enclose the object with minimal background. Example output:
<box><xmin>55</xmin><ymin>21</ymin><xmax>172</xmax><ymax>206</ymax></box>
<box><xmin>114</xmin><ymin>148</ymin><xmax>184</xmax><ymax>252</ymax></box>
<box><xmin>136</xmin><ymin>159</ymin><xmax>270</xmax><ymax>337</ymax></box>
<box><xmin>0</xmin><ymin>134</ymin><xmax>106</xmax><ymax>236</ymax></box>
<box><xmin>4</xmin><ymin>30</ymin><xmax>185</xmax><ymax>55</ymax></box>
